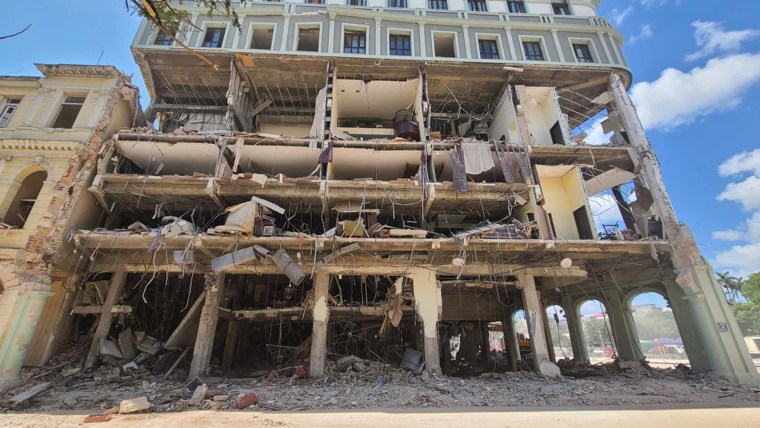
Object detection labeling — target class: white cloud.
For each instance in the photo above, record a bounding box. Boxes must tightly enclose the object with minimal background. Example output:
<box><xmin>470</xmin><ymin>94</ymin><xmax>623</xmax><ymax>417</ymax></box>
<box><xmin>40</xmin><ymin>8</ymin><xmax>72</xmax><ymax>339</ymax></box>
<box><xmin>628</xmin><ymin>24</ymin><xmax>653</xmax><ymax>44</ymax></box>
<box><xmin>630</xmin><ymin>53</ymin><xmax>760</xmax><ymax>130</ymax></box>
<box><xmin>713</xmin><ymin>153</ymin><xmax>760</xmax><ymax>276</ymax></box>
<box><xmin>718</xmin><ymin>148</ymin><xmax>760</xmax><ymax>177</ymax></box>
<box><xmin>712</xmin><ymin>229</ymin><xmax>743</xmax><ymax>242</ymax></box>
<box><xmin>686</xmin><ymin>21</ymin><xmax>760</xmax><ymax>61</ymax></box>
<box><xmin>717</xmin><ymin>176</ymin><xmax>760</xmax><ymax>211</ymax></box>
<box><xmin>610</xmin><ymin>6</ymin><xmax>633</xmax><ymax>26</ymax></box>
<box><xmin>580</xmin><ymin>117</ymin><xmax>612</xmax><ymax>145</ymax></box>
<box><xmin>638</xmin><ymin>0</ymin><xmax>680</xmax><ymax>7</ymax></box>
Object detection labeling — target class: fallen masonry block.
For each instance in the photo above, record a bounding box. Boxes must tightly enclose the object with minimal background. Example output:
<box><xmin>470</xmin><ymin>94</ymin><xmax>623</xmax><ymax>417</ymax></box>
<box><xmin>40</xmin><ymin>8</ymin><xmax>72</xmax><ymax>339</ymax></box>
<box><xmin>119</xmin><ymin>396</ymin><xmax>151</xmax><ymax>414</ymax></box>
<box><xmin>213</xmin><ymin>395</ymin><xmax>230</xmax><ymax>402</ymax></box>
<box><xmin>83</xmin><ymin>414</ymin><xmax>112</xmax><ymax>423</ymax></box>
<box><xmin>190</xmin><ymin>384</ymin><xmax>208</xmax><ymax>406</ymax></box>
<box><xmin>235</xmin><ymin>392</ymin><xmax>258</xmax><ymax>409</ymax></box>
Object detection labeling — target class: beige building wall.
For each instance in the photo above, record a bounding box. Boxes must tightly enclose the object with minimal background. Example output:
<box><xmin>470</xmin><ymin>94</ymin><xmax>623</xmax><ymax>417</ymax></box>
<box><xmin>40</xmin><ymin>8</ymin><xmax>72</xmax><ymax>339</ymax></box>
<box><xmin>0</xmin><ymin>65</ymin><xmax>140</xmax><ymax>389</ymax></box>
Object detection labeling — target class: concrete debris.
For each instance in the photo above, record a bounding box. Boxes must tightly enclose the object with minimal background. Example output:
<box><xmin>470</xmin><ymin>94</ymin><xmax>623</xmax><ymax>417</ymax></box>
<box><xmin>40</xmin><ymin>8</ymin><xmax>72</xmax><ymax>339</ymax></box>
<box><xmin>160</xmin><ymin>216</ymin><xmax>195</xmax><ymax>238</ymax></box>
<box><xmin>98</xmin><ymin>339</ymin><xmax>123</xmax><ymax>359</ymax></box>
<box><xmin>189</xmin><ymin>384</ymin><xmax>208</xmax><ymax>406</ymax></box>
<box><xmin>235</xmin><ymin>392</ymin><xmax>258</xmax><ymax>409</ymax></box>
<box><xmin>83</xmin><ymin>414</ymin><xmax>112</xmax><ymax>423</ymax></box>
<box><xmin>5</xmin><ymin>352</ymin><xmax>760</xmax><ymax>415</ymax></box>
<box><xmin>118</xmin><ymin>396</ymin><xmax>151</xmax><ymax>414</ymax></box>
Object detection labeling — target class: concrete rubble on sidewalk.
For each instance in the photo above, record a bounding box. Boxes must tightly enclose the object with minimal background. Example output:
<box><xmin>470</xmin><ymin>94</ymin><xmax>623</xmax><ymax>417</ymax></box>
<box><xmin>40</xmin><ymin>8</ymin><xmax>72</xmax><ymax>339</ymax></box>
<box><xmin>2</xmin><ymin>344</ymin><xmax>759</xmax><ymax>417</ymax></box>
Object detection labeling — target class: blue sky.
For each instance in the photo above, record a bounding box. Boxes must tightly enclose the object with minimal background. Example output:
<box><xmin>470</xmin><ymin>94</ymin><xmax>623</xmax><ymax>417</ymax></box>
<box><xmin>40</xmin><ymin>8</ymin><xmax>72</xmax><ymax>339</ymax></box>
<box><xmin>1</xmin><ymin>1</ymin><xmax>759</xmax><ymax>311</ymax></box>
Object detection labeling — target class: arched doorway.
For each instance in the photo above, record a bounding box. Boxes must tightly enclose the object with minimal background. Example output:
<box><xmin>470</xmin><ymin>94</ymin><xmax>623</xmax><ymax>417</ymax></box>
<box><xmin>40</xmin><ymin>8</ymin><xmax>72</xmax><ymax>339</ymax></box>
<box><xmin>513</xmin><ymin>309</ymin><xmax>529</xmax><ymax>361</ymax></box>
<box><xmin>2</xmin><ymin>170</ymin><xmax>47</xmax><ymax>228</ymax></box>
<box><xmin>578</xmin><ymin>299</ymin><xmax>615</xmax><ymax>363</ymax></box>
<box><xmin>627</xmin><ymin>291</ymin><xmax>686</xmax><ymax>367</ymax></box>
<box><xmin>546</xmin><ymin>304</ymin><xmax>574</xmax><ymax>360</ymax></box>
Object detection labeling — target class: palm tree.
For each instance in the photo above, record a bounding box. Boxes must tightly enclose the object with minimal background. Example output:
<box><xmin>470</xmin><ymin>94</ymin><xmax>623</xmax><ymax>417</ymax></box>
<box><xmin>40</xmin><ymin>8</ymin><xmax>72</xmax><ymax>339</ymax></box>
<box><xmin>716</xmin><ymin>271</ymin><xmax>744</xmax><ymax>304</ymax></box>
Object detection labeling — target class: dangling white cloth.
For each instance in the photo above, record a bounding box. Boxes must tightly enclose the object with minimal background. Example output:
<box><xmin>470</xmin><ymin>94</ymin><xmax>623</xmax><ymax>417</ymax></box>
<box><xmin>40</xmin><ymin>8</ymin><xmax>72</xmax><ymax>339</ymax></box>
<box><xmin>461</xmin><ymin>142</ymin><xmax>494</xmax><ymax>174</ymax></box>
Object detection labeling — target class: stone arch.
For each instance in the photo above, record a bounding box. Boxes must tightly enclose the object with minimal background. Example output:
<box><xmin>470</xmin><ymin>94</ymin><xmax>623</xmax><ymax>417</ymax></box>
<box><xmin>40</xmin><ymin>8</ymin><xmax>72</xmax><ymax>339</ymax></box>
<box><xmin>575</xmin><ymin>296</ymin><xmax>616</xmax><ymax>362</ymax></box>
<box><xmin>624</xmin><ymin>288</ymin><xmax>686</xmax><ymax>364</ymax></box>
<box><xmin>0</xmin><ymin>165</ymin><xmax>49</xmax><ymax>228</ymax></box>
<box><xmin>545</xmin><ymin>303</ymin><xmax>574</xmax><ymax>359</ymax></box>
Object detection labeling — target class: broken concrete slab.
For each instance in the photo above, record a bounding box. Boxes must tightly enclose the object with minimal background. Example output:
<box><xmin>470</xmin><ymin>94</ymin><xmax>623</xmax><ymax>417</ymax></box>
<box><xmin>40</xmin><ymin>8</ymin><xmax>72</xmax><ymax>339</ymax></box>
<box><xmin>118</xmin><ymin>328</ymin><xmax>137</xmax><ymax>360</ymax></box>
<box><xmin>7</xmin><ymin>382</ymin><xmax>52</xmax><ymax>408</ymax></box>
<box><xmin>189</xmin><ymin>384</ymin><xmax>208</xmax><ymax>406</ymax></box>
<box><xmin>98</xmin><ymin>339</ymin><xmax>123</xmax><ymax>359</ymax></box>
<box><xmin>119</xmin><ymin>396</ymin><xmax>151</xmax><ymax>414</ymax></box>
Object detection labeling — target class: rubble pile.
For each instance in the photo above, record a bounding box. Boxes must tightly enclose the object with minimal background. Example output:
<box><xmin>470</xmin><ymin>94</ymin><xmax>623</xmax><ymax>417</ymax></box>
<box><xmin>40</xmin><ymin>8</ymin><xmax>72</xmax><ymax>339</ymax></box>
<box><xmin>3</xmin><ymin>351</ymin><xmax>759</xmax><ymax>416</ymax></box>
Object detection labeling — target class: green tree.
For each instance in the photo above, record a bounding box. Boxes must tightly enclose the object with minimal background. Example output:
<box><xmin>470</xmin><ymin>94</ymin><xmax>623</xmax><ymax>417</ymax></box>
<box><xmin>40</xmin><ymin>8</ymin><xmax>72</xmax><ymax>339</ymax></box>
<box><xmin>717</xmin><ymin>271</ymin><xmax>744</xmax><ymax>304</ymax></box>
<box><xmin>733</xmin><ymin>273</ymin><xmax>760</xmax><ymax>335</ymax></box>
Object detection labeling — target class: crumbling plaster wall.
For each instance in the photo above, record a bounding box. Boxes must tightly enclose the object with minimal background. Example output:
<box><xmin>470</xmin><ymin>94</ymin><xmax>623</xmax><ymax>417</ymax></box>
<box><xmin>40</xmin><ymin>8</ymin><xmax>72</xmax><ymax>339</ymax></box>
<box><xmin>0</xmin><ymin>72</ymin><xmax>141</xmax><ymax>390</ymax></box>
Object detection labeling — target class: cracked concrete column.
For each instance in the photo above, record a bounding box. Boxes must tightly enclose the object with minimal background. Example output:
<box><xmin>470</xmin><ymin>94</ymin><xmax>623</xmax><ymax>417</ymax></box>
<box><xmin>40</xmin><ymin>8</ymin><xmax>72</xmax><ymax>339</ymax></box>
<box><xmin>542</xmin><ymin>304</ymin><xmax>557</xmax><ymax>363</ymax></box>
<box><xmin>663</xmin><ymin>279</ymin><xmax>710</xmax><ymax>371</ymax></box>
<box><xmin>561</xmin><ymin>293</ymin><xmax>589</xmax><ymax>363</ymax></box>
<box><xmin>409</xmin><ymin>268</ymin><xmax>441</xmax><ymax>374</ymax></box>
<box><xmin>310</xmin><ymin>272</ymin><xmax>330</xmax><ymax>377</ymax></box>
<box><xmin>610</xmin><ymin>73</ymin><xmax>759</xmax><ymax>383</ymax></box>
<box><xmin>602</xmin><ymin>289</ymin><xmax>644</xmax><ymax>361</ymax></box>
<box><xmin>519</xmin><ymin>274</ymin><xmax>559</xmax><ymax>376</ymax></box>
<box><xmin>0</xmin><ymin>275</ymin><xmax>53</xmax><ymax>390</ymax></box>
<box><xmin>188</xmin><ymin>273</ymin><xmax>225</xmax><ymax>380</ymax></box>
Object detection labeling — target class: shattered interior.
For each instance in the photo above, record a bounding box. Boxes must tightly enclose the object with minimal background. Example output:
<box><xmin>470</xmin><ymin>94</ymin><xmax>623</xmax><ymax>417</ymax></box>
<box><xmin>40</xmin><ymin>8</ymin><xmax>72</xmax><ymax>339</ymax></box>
<box><xmin>65</xmin><ymin>47</ymin><xmax>688</xmax><ymax>380</ymax></box>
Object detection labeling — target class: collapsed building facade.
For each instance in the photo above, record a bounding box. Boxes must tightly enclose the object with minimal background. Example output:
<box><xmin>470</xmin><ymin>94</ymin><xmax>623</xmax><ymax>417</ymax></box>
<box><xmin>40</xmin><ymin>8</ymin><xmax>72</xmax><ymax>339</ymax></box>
<box><xmin>0</xmin><ymin>65</ymin><xmax>141</xmax><ymax>389</ymax></box>
<box><xmin>1</xmin><ymin>0</ymin><xmax>757</xmax><ymax>389</ymax></box>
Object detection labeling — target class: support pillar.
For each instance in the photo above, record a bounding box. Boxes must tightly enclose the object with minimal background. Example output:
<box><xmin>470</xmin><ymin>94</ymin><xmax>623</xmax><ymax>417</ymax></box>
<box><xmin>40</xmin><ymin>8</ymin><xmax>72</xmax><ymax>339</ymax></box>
<box><xmin>501</xmin><ymin>308</ymin><xmax>519</xmax><ymax>371</ymax></box>
<box><xmin>602</xmin><ymin>289</ymin><xmax>643</xmax><ymax>361</ymax></box>
<box><xmin>410</xmin><ymin>268</ymin><xmax>441</xmax><ymax>374</ymax></box>
<box><xmin>309</xmin><ymin>272</ymin><xmax>330</xmax><ymax>377</ymax></box>
<box><xmin>188</xmin><ymin>273</ymin><xmax>225</xmax><ymax>380</ymax></box>
<box><xmin>542</xmin><ymin>305</ymin><xmax>557</xmax><ymax>363</ymax></box>
<box><xmin>561</xmin><ymin>294</ymin><xmax>589</xmax><ymax>363</ymax></box>
<box><xmin>663</xmin><ymin>279</ymin><xmax>709</xmax><ymax>370</ymax></box>
<box><xmin>610</xmin><ymin>73</ymin><xmax>759</xmax><ymax>383</ymax></box>
<box><xmin>519</xmin><ymin>274</ymin><xmax>559</xmax><ymax>376</ymax></box>
<box><xmin>84</xmin><ymin>271</ymin><xmax>127</xmax><ymax>369</ymax></box>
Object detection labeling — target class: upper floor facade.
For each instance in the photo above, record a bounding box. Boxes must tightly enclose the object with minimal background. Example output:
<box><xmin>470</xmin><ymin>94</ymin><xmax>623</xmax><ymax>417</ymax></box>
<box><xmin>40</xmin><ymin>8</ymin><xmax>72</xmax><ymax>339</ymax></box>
<box><xmin>0</xmin><ymin>65</ymin><xmax>140</xmax><ymax>249</ymax></box>
<box><xmin>132</xmin><ymin>0</ymin><xmax>622</xmax><ymax>71</ymax></box>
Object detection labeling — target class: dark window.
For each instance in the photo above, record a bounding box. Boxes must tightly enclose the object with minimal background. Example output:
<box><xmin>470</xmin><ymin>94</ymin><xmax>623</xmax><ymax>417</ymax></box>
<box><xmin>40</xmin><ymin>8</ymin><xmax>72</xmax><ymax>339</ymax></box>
<box><xmin>344</xmin><ymin>30</ymin><xmax>367</xmax><ymax>54</ymax></box>
<box><xmin>467</xmin><ymin>0</ymin><xmax>487</xmax><ymax>12</ymax></box>
<box><xmin>478</xmin><ymin>39</ymin><xmax>499</xmax><ymax>59</ymax></box>
<box><xmin>305</xmin><ymin>0</ymin><xmax>324</xmax><ymax>3</ymax></box>
<box><xmin>388</xmin><ymin>0</ymin><xmax>407</xmax><ymax>7</ymax></box>
<box><xmin>573</xmin><ymin>206</ymin><xmax>594</xmax><ymax>240</ymax></box>
<box><xmin>154</xmin><ymin>30</ymin><xmax>173</xmax><ymax>46</ymax></box>
<box><xmin>2</xmin><ymin>170</ymin><xmax>47</xmax><ymax>228</ymax></box>
<box><xmin>251</xmin><ymin>26</ymin><xmax>274</xmax><ymax>50</ymax></box>
<box><xmin>550</xmin><ymin>121</ymin><xmax>565</xmax><ymax>145</ymax></box>
<box><xmin>51</xmin><ymin>96</ymin><xmax>86</xmax><ymax>129</ymax></box>
<box><xmin>347</xmin><ymin>0</ymin><xmax>366</xmax><ymax>5</ymax></box>
<box><xmin>428</xmin><ymin>0</ymin><xmax>447</xmax><ymax>9</ymax></box>
<box><xmin>389</xmin><ymin>34</ymin><xmax>412</xmax><ymax>56</ymax></box>
<box><xmin>523</xmin><ymin>41</ymin><xmax>544</xmax><ymax>61</ymax></box>
<box><xmin>552</xmin><ymin>2</ymin><xmax>571</xmax><ymax>15</ymax></box>
<box><xmin>573</xmin><ymin>43</ymin><xmax>594</xmax><ymax>63</ymax></box>
<box><xmin>0</xmin><ymin>98</ymin><xmax>21</xmax><ymax>128</ymax></box>
<box><xmin>202</xmin><ymin>27</ymin><xmax>225</xmax><ymax>48</ymax></box>
<box><xmin>297</xmin><ymin>26</ymin><xmax>320</xmax><ymax>51</ymax></box>
<box><xmin>433</xmin><ymin>33</ymin><xmax>456</xmax><ymax>57</ymax></box>
<box><xmin>507</xmin><ymin>0</ymin><xmax>526</xmax><ymax>13</ymax></box>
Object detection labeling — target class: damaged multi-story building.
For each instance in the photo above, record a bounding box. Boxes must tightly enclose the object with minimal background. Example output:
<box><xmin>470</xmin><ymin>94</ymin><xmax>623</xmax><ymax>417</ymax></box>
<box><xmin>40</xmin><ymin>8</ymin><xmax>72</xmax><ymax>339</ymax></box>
<box><xmin>3</xmin><ymin>0</ymin><xmax>757</xmax><ymax>389</ymax></box>
<box><xmin>0</xmin><ymin>64</ymin><xmax>141</xmax><ymax>389</ymax></box>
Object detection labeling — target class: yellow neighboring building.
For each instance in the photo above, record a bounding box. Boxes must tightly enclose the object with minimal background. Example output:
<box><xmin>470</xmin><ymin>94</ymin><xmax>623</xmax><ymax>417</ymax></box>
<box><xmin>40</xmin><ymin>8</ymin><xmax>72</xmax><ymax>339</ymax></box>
<box><xmin>0</xmin><ymin>64</ymin><xmax>141</xmax><ymax>389</ymax></box>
